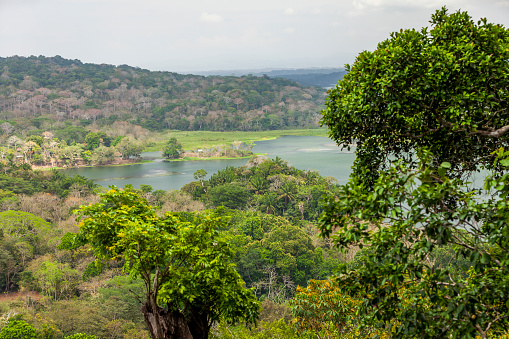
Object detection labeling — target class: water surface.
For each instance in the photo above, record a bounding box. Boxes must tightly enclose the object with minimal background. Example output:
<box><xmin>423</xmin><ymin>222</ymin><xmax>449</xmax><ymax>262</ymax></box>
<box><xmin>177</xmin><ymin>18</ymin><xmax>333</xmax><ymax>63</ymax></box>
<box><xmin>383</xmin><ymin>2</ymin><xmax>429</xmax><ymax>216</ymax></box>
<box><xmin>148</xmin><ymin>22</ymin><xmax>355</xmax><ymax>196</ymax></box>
<box><xmin>61</xmin><ymin>136</ymin><xmax>355</xmax><ymax>190</ymax></box>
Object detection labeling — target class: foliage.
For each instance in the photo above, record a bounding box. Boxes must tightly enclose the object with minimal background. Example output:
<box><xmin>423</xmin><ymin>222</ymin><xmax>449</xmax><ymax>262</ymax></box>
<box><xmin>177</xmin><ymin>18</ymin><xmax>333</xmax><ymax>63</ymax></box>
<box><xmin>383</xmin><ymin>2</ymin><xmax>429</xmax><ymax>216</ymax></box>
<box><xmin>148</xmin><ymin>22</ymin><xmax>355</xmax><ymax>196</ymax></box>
<box><xmin>318</xmin><ymin>151</ymin><xmax>509</xmax><ymax>338</ymax></box>
<box><xmin>227</xmin><ymin>210</ymin><xmax>339</xmax><ymax>299</ymax></box>
<box><xmin>321</xmin><ymin>7</ymin><xmax>509</xmax><ymax>186</ymax></box>
<box><xmin>207</xmin><ymin>184</ymin><xmax>250</xmax><ymax>209</ymax></box>
<box><xmin>74</xmin><ymin>186</ymin><xmax>260</xmax><ymax>338</ymax></box>
<box><xmin>98</xmin><ymin>276</ymin><xmax>146</xmax><ymax>325</ymax></box>
<box><xmin>194</xmin><ymin>169</ymin><xmax>207</xmax><ymax>181</ymax></box>
<box><xmin>0</xmin><ymin>163</ymin><xmax>96</xmax><ymax>198</ymax></box>
<box><xmin>183</xmin><ymin>157</ymin><xmax>338</xmax><ymax>222</ymax></box>
<box><xmin>0</xmin><ymin>55</ymin><xmax>324</xmax><ymax>134</ymax></box>
<box><xmin>162</xmin><ymin>137</ymin><xmax>183</xmax><ymax>159</ymax></box>
<box><xmin>84</xmin><ymin>131</ymin><xmax>111</xmax><ymax>150</ymax></box>
<box><xmin>289</xmin><ymin>279</ymin><xmax>356</xmax><ymax>336</ymax></box>
<box><xmin>115</xmin><ymin>137</ymin><xmax>144</xmax><ymax>160</ymax></box>
<box><xmin>0</xmin><ymin>317</ymin><xmax>37</xmax><ymax>339</ymax></box>
<box><xmin>30</xmin><ymin>260</ymin><xmax>81</xmax><ymax>300</ymax></box>
<box><xmin>64</xmin><ymin>334</ymin><xmax>99</xmax><ymax>339</ymax></box>
<box><xmin>288</xmin><ymin>279</ymin><xmax>389</xmax><ymax>338</ymax></box>
<box><xmin>211</xmin><ymin>319</ymin><xmax>301</xmax><ymax>339</ymax></box>
<box><xmin>0</xmin><ymin>211</ymin><xmax>50</xmax><ymax>291</ymax></box>
<box><xmin>317</xmin><ymin>9</ymin><xmax>509</xmax><ymax>338</ymax></box>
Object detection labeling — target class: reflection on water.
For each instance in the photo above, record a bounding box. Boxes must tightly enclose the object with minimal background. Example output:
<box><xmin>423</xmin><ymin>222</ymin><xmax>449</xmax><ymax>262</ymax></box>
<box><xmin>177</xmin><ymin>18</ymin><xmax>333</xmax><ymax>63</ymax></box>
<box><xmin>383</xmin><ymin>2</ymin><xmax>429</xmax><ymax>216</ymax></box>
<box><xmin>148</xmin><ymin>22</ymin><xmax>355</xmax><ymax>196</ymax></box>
<box><xmin>61</xmin><ymin>136</ymin><xmax>355</xmax><ymax>190</ymax></box>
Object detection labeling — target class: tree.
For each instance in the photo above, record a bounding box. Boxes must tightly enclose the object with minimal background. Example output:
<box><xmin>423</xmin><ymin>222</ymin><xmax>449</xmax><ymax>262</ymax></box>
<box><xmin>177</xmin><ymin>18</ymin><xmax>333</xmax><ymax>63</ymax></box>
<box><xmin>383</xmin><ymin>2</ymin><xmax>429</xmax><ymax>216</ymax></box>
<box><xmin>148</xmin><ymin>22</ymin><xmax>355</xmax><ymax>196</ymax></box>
<box><xmin>84</xmin><ymin>132</ymin><xmax>100</xmax><ymax>150</ymax></box>
<box><xmin>207</xmin><ymin>183</ymin><xmax>250</xmax><ymax>209</ymax></box>
<box><xmin>0</xmin><ymin>317</ymin><xmax>38</xmax><ymax>339</ymax></box>
<box><xmin>319</xmin><ymin>153</ymin><xmax>509</xmax><ymax>338</ymax></box>
<box><xmin>317</xmin><ymin>8</ymin><xmax>509</xmax><ymax>339</ymax></box>
<box><xmin>193</xmin><ymin>169</ymin><xmax>207</xmax><ymax>182</ymax></box>
<box><xmin>289</xmin><ymin>279</ymin><xmax>358</xmax><ymax>338</ymax></box>
<box><xmin>31</xmin><ymin>261</ymin><xmax>81</xmax><ymax>300</ymax></box>
<box><xmin>321</xmin><ymin>7</ymin><xmax>509</xmax><ymax>186</ymax></box>
<box><xmin>0</xmin><ymin>122</ymin><xmax>14</xmax><ymax>135</ymax></box>
<box><xmin>115</xmin><ymin>137</ymin><xmax>144</xmax><ymax>160</ymax></box>
<box><xmin>85</xmin><ymin>131</ymin><xmax>112</xmax><ymax>150</ymax></box>
<box><xmin>74</xmin><ymin>186</ymin><xmax>259</xmax><ymax>339</ymax></box>
<box><xmin>162</xmin><ymin>137</ymin><xmax>183</xmax><ymax>159</ymax></box>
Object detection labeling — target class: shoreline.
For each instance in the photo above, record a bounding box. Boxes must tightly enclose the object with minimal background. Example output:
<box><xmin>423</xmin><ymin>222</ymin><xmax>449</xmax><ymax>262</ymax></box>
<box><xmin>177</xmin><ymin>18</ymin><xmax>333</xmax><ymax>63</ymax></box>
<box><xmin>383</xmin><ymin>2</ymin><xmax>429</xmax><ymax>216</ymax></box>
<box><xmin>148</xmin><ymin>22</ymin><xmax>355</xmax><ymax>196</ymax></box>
<box><xmin>163</xmin><ymin>153</ymin><xmax>266</xmax><ymax>162</ymax></box>
<box><xmin>34</xmin><ymin>132</ymin><xmax>335</xmax><ymax>171</ymax></box>
<box><xmin>33</xmin><ymin>159</ymin><xmax>153</xmax><ymax>171</ymax></box>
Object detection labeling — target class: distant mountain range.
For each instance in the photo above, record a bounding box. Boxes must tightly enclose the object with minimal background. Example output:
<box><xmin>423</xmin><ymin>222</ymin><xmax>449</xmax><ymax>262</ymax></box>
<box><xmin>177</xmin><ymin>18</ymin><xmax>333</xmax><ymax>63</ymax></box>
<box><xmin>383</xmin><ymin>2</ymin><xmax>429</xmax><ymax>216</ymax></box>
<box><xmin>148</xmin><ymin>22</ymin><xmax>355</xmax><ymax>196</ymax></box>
<box><xmin>194</xmin><ymin>68</ymin><xmax>347</xmax><ymax>88</ymax></box>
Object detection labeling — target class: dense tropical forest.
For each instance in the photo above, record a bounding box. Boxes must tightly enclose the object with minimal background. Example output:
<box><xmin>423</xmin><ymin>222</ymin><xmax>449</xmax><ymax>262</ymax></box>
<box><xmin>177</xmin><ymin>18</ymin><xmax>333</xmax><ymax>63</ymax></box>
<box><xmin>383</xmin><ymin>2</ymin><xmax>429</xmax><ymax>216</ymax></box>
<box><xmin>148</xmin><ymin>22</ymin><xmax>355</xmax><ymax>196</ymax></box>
<box><xmin>0</xmin><ymin>157</ymin><xmax>349</xmax><ymax>338</ymax></box>
<box><xmin>1</xmin><ymin>7</ymin><xmax>509</xmax><ymax>339</ymax></box>
<box><xmin>0</xmin><ymin>55</ymin><xmax>324</xmax><ymax>134</ymax></box>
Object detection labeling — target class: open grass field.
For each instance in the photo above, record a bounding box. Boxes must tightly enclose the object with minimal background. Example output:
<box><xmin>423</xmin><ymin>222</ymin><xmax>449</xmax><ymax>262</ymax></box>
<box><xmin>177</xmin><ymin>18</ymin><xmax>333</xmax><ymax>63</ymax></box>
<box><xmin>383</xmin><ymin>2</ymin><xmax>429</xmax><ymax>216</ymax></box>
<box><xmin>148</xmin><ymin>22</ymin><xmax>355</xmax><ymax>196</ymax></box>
<box><xmin>145</xmin><ymin>128</ymin><xmax>330</xmax><ymax>152</ymax></box>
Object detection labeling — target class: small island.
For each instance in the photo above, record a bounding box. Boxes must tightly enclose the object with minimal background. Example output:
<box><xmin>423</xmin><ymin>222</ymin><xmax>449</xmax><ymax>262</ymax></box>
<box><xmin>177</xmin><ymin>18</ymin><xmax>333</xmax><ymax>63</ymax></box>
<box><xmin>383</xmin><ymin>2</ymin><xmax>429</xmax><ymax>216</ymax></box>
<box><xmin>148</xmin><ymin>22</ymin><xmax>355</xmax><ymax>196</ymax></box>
<box><xmin>162</xmin><ymin>137</ymin><xmax>256</xmax><ymax>161</ymax></box>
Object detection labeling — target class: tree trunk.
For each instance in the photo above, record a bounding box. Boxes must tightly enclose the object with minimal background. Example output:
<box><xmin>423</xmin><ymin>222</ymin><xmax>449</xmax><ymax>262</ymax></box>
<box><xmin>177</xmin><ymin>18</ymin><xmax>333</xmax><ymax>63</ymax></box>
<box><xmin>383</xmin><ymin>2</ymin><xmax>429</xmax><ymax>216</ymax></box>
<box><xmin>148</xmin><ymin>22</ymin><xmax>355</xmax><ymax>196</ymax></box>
<box><xmin>188</xmin><ymin>306</ymin><xmax>210</xmax><ymax>339</ymax></box>
<box><xmin>141</xmin><ymin>298</ymin><xmax>192</xmax><ymax>339</ymax></box>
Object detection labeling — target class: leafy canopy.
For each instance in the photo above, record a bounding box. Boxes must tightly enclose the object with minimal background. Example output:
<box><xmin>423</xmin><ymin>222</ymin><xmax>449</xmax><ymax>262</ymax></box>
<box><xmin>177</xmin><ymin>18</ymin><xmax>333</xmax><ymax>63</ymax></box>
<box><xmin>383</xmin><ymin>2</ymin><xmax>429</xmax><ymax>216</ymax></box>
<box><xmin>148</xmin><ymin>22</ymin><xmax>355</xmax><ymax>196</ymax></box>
<box><xmin>74</xmin><ymin>186</ymin><xmax>259</xmax><ymax>336</ymax></box>
<box><xmin>318</xmin><ymin>7</ymin><xmax>509</xmax><ymax>339</ymax></box>
<box><xmin>321</xmin><ymin>7</ymin><xmax>509</xmax><ymax>186</ymax></box>
<box><xmin>319</xmin><ymin>151</ymin><xmax>509</xmax><ymax>338</ymax></box>
<box><xmin>162</xmin><ymin>137</ymin><xmax>183</xmax><ymax>159</ymax></box>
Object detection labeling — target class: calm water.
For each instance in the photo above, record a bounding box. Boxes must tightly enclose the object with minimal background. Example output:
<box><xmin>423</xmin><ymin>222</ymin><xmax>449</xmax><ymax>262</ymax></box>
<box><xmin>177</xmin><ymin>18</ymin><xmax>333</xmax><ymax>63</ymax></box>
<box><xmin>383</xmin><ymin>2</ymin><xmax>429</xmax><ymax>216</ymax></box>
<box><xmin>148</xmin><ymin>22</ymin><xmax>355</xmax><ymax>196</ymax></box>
<box><xmin>61</xmin><ymin>136</ymin><xmax>356</xmax><ymax>190</ymax></box>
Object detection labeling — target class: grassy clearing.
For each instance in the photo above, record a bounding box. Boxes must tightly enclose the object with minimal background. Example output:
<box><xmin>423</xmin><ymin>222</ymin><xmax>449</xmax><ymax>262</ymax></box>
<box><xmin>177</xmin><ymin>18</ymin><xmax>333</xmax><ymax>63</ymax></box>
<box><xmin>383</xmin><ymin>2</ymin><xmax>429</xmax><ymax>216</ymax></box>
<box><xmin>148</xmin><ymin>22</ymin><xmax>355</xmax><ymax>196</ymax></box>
<box><xmin>144</xmin><ymin>128</ymin><xmax>330</xmax><ymax>152</ymax></box>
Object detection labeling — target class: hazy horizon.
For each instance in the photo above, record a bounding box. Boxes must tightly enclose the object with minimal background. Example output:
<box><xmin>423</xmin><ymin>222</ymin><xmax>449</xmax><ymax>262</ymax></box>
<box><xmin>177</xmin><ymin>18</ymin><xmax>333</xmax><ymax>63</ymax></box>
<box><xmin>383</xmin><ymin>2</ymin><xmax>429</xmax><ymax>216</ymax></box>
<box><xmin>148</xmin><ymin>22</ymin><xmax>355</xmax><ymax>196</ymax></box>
<box><xmin>0</xmin><ymin>0</ymin><xmax>508</xmax><ymax>73</ymax></box>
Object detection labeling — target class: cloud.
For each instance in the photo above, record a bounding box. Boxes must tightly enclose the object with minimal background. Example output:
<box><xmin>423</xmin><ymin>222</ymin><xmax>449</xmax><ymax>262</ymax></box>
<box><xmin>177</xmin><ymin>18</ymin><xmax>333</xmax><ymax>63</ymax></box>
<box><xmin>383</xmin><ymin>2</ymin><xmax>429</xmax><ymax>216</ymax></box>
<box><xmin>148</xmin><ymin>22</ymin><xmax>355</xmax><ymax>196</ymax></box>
<box><xmin>352</xmin><ymin>0</ymin><xmax>452</xmax><ymax>10</ymax></box>
<box><xmin>240</xmin><ymin>28</ymin><xmax>278</xmax><ymax>46</ymax></box>
<box><xmin>200</xmin><ymin>12</ymin><xmax>224</xmax><ymax>23</ymax></box>
<box><xmin>197</xmin><ymin>36</ymin><xmax>231</xmax><ymax>46</ymax></box>
<box><xmin>284</xmin><ymin>27</ymin><xmax>295</xmax><ymax>34</ymax></box>
<box><xmin>284</xmin><ymin>8</ymin><xmax>295</xmax><ymax>15</ymax></box>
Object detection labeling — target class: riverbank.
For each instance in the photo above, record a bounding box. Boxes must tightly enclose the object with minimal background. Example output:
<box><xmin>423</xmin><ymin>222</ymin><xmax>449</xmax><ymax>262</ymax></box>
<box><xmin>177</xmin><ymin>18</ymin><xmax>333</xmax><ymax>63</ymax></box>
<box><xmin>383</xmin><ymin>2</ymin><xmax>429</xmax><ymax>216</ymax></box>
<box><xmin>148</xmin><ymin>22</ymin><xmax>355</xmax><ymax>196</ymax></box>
<box><xmin>33</xmin><ymin>129</ymin><xmax>330</xmax><ymax>170</ymax></box>
<box><xmin>58</xmin><ymin>136</ymin><xmax>355</xmax><ymax>191</ymax></box>
<box><xmin>32</xmin><ymin>159</ymin><xmax>153</xmax><ymax>171</ymax></box>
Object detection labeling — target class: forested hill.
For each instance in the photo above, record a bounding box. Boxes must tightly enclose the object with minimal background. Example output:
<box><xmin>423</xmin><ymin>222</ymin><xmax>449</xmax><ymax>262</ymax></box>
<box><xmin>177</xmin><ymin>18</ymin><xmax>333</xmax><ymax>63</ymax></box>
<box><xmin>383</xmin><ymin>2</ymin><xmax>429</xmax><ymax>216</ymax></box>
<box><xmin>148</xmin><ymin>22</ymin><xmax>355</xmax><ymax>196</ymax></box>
<box><xmin>0</xmin><ymin>55</ymin><xmax>326</xmax><ymax>135</ymax></box>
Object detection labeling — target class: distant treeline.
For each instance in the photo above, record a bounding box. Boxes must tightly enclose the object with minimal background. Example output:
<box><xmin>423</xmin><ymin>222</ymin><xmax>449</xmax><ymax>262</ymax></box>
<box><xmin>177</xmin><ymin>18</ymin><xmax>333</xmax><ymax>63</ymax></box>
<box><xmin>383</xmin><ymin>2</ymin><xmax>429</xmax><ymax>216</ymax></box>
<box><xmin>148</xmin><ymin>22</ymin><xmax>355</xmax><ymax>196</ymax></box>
<box><xmin>273</xmin><ymin>71</ymin><xmax>346</xmax><ymax>88</ymax></box>
<box><xmin>0</xmin><ymin>55</ymin><xmax>326</xmax><ymax>137</ymax></box>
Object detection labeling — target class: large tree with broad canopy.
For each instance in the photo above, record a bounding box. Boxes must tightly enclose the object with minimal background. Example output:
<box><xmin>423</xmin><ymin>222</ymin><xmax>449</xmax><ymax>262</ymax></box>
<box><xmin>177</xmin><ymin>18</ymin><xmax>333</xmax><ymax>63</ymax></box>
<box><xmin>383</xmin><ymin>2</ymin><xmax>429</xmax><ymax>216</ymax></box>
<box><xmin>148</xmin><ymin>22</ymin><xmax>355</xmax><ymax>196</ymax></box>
<box><xmin>317</xmin><ymin>8</ymin><xmax>509</xmax><ymax>338</ymax></box>
<box><xmin>72</xmin><ymin>186</ymin><xmax>259</xmax><ymax>339</ymax></box>
<box><xmin>321</xmin><ymin>7</ymin><xmax>509</xmax><ymax>186</ymax></box>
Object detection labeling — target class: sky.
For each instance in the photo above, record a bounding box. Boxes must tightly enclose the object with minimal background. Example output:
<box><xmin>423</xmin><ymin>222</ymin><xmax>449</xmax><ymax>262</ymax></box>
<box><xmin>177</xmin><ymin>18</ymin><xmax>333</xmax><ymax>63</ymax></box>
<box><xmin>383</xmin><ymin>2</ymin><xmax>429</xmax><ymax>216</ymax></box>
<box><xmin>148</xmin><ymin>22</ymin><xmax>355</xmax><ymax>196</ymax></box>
<box><xmin>0</xmin><ymin>0</ymin><xmax>508</xmax><ymax>73</ymax></box>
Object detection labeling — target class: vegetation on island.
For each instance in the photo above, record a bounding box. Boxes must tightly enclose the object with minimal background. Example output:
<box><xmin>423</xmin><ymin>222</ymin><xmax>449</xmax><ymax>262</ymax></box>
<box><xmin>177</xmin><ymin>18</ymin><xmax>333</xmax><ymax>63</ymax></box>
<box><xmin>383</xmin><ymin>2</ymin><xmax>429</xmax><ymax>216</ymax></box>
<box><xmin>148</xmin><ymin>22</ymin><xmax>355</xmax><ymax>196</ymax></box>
<box><xmin>0</xmin><ymin>6</ymin><xmax>508</xmax><ymax>339</ymax></box>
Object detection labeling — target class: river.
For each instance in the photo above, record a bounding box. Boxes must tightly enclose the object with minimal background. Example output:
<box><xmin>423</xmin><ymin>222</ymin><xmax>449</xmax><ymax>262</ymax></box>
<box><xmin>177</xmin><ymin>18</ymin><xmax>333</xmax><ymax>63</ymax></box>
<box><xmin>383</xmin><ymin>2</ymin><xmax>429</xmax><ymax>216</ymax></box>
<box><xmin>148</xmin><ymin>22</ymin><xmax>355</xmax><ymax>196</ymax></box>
<box><xmin>60</xmin><ymin>136</ymin><xmax>356</xmax><ymax>190</ymax></box>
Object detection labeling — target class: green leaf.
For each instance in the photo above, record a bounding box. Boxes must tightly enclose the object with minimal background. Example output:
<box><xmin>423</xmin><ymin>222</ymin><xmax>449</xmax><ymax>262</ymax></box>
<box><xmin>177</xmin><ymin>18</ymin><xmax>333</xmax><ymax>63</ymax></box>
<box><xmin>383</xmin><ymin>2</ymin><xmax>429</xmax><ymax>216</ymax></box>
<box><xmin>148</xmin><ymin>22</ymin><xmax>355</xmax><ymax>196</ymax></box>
<box><xmin>480</xmin><ymin>253</ymin><xmax>491</xmax><ymax>264</ymax></box>
<box><xmin>500</xmin><ymin>158</ymin><xmax>509</xmax><ymax>167</ymax></box>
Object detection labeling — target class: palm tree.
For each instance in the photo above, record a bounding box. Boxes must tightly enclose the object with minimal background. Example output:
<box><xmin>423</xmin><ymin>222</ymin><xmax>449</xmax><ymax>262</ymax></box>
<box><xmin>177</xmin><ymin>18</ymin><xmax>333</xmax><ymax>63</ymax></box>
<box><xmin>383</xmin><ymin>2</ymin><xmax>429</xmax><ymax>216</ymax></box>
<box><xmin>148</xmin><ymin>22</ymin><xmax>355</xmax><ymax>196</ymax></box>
<box><xmin>260</xmin><ymin>192</ymin><xmax>279</xmax><ymax>215</ymax></box>
<box><xmin>249</xmin><ymin>175</ymin><xmax>267</xmax><ymax>194</ymax></box>
<box><xmin>278</xmin><ymin>181</ymin><xmax>297</xmax><ymax>206</ymax></box>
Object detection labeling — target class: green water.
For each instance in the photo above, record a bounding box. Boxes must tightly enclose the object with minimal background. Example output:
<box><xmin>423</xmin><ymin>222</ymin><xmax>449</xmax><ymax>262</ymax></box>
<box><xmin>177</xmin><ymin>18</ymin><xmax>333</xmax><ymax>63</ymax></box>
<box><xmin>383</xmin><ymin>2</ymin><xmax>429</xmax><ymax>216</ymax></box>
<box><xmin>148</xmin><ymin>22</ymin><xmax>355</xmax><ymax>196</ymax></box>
<box><xmin>60</xmin><ymin>136</ymin><xmax>356</xmax><ymax>190</ymax></box>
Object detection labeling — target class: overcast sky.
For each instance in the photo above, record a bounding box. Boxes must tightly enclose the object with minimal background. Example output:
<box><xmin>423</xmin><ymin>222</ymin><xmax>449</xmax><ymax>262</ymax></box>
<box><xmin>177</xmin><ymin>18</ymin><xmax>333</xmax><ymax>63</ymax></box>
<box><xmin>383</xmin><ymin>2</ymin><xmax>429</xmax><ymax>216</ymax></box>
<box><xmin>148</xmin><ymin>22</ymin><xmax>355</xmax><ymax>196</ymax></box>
<box><xmin>0</xmin><ymin>0</ymin><xmax>507</xmax><ymax>73</ymax></box>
